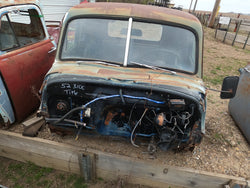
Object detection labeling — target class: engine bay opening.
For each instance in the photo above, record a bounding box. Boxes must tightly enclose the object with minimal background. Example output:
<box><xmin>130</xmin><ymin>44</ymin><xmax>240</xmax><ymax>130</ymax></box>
<box><xmin>43</xmin><ymin>84</ymin><xmax>203</xmax><ymax>151</ymax></box>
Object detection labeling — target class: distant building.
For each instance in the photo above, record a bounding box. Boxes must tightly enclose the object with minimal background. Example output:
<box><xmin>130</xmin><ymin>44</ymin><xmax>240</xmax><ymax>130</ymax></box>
<box><xmin>149</xmin><ymin>0</ymin><xmax>174</xmax><ymax>8</ymax></box>
<box><xmin>0</xmin><ymin>0</ymin><xmax>92</xmax><ymax>22</ymax></box>
<box><xmin>168</xmin><ymin>3</ymin><xmax>175</xmax><ymax>8</ymax></box>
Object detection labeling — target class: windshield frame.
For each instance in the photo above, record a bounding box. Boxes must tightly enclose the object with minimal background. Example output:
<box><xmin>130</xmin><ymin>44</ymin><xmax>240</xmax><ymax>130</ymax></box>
<box><xmin>59</xmin><ymin>15</ymin><xmax>199</xmax><ymax>75</ymax></box>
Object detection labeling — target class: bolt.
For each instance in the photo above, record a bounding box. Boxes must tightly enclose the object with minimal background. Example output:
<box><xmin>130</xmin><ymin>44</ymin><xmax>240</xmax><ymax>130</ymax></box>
<box><xmin>163</xmin><ymin>168</ymin><xmax>168</xmax><ymax>174</ymax></box>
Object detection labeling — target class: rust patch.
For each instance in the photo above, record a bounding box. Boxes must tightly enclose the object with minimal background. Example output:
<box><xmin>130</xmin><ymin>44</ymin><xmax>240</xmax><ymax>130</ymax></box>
<box><xmin>0</xmin><ymin>115</ymin><xmax>10</xmax><ymax>129</ymax></box>
<box><xmin>104</xmin><ymin>111</ymin><xmax>118</xmax><ymax>126</ymax></box>
<box><xmin>98</xmin><ymin>69</ymin><xmax>124</xmax><ymax>75</ymax></box>
<box><xmin>39</xmin><ymin>80</ymin><xmax>47</xmax><ymax>95</ymax></box>
<box><xmin>48</xmin><ymin>124</ymin><xmax>74</xmax><ymax>136</ymax></box>
<box><xmin>31</xmin><ymin>85</ymin><xmax>41</xmax><ymax>101</ymax></box>
<box><xmin>73</xmin><ymin>3</ymin><xmax>200</xmax><ymax>23</ymax></box>
<box><xmin>49</xmin><ymin>64</ymin><xmax>204</xmax><ymax>92</ymax></box>
<box><xmin>238</xmin><ymin>75</ymin><xmax>250</xmax><ymax>97</ymax></box>
<box><xmin>97</xmin><ymin>68</ymin><xmax>148</xmax><ymax>77</ymax></box>
<box><xmin>155</xmin><ymin>113</ymin><xmax>165</xmax><ymax>126</ymax></box>
<box><xmin>186</xmin><ymin>122</ymin><xmax>203</xmax><ymax>151</ymax></box>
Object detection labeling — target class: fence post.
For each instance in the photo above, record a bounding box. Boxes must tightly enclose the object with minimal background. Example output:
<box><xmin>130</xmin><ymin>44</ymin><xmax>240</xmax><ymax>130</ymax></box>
<box><xmin>223</xmin><ymin>18</ymin><xmax>232</xmax><ymax>43</ymax></box>
<box><xmin>243</xmin><ymin>31</ymin><xmax>250</xmax><ymax>49</ymax></box>
<box><xmin>213</xmin><ymin>17</ymin><xmax>219</xmax><ymax>28</ymax></box>
<box><xmin>205</xmin><ymin>14</ymin><xmax>209</xmax><ymax>26</ymax></box>
<box><xmin>215</xmin><ymin>21</ymin><xmax>220</xmax><ymax>38</ymax></box>
<box><xmin>232</xmin><ymin>20</ymin><xmax>242</xmax><ymax>46</ymax></box>
<box><xmin>202</xmin><ymin>14</ymin><xmax>205</xmax><ymax>25</ymax></box>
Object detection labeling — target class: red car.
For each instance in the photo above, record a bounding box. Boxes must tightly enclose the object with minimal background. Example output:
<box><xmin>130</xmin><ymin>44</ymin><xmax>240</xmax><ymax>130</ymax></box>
<box><xmin>0</xmin><ymin>3</ymin><xmax>56</xmax><ymax>127</ymax></box>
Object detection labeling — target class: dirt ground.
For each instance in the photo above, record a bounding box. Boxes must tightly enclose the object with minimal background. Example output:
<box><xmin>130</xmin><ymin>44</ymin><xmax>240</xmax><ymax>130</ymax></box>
<box><xmin>4</xmin><ymin>27</ymin><xmax>250</xmax><ymax>184</ymax></box>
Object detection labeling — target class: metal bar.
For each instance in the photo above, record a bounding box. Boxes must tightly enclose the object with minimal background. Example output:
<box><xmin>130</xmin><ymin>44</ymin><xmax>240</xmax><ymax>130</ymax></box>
<box><xmin>123</xmin><ymin>17</ymin><xmax>132</xmax><ymax>67</ymax></box>
<box><xmin>215</xmin><ymin>20</ymin><xmax>220</xmax><ymax>38</ymax></box>
<box><xmin>243</xmin><ymin>31</ymin><xmax>250</xmax><ymax>49</ymax></box>
<box><xmin>78</xmin><ymin>153</ymin><xmax>96</xmax><ymax>182</ymax></box>
<box><xmin>232</xmin><ymin>20</ymin><xmax>242</xmax><ymax>46</ymax></box>
<box><xmin>223</xmin><ymin>18</ymin><xmax>232</xmax><ymax>43</ymax></box>
<box><xmin>215</xmin><ymin>27</ymin><xmax>218</xmax><ymax>38</ymax></box>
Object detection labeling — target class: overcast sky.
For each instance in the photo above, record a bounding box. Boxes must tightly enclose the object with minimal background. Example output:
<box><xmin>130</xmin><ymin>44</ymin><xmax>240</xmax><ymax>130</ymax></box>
<box><xmin>171</xmin><ymin>0</ymin><xmax>250</xmax><ymax>14</ymax></box>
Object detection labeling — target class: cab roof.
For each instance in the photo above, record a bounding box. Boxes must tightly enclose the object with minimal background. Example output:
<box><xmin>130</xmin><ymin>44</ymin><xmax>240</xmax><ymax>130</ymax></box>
<box><xmin>64</xmin><ymin>2</ymin><xmax>202</xmax><ymax>34</ymax></box>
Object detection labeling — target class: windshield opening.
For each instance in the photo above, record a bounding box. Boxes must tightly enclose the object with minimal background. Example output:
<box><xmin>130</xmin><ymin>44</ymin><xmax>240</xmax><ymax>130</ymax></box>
<box><xmin>61</xmin><ymin>18</ymin><xmax>197</xmax><ymax>73</ymax></box>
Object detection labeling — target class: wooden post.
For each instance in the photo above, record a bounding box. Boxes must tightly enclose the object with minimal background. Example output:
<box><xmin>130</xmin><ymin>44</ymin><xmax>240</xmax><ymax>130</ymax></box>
<box><xmin>232</xmin><ymin>20</ymin><xmax>242</xmax><ymax>46</ymax></box>
<box><xmin>208</xmin><ymin>0</ymin><xmax>221</xmax><ymax>28</ymax></box>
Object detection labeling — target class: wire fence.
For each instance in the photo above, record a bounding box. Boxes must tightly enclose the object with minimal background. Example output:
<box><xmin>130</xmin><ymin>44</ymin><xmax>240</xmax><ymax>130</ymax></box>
<box><xmin>194</xmin><ymin>12</ymin><xmax>250</xmax><ymax>50</ymax></box>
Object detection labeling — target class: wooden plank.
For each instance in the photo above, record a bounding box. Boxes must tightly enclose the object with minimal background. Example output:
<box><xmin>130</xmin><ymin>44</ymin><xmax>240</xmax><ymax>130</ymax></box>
<box><xmin>97</xmin><ymin>168</ymin><xmax>181</xmax><ymax>188</ymax></box>
<box><xmin>0</xmin><ymin>131</ymin><xmax>78</xmax><ymax>162</ymax></box>
<box><xmin>0</xmin><ymin>130</ymin><xmax>80</xmax><ymax>174</ymax></box>
<box><xmin>22</xmin><ymin>117</ymin><xmax>44</xmax><ymax>137</ymax></box>
<box><xmin>22</xmin><ymin>116</ymin><xmax>43</xmax><ymax>127</ymax></box>
<box><xmin>95</xmin><ymin>152</ymin><xmax>248</xmax><ymax>188</ymax></box>
<box><xmin>0</xmin><ymin>145</ymin><xmax>79</xmax><ymax>173</ymax></box>
<box><xmin>0</xmin><ymin>130</ymin><xmax>248</xmax><ymax>188</ymax></box>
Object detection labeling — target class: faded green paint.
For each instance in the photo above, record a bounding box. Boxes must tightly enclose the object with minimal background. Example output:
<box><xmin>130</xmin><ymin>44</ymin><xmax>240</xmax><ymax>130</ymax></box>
<box><xmin>50</xmin><ymin>3</ymin><xmax>205</xmax><ymax>98</ymax></box>
<box><xmin>40</xmin><ymin>3</ymin><xmax>206</xmax><ymax>137</ymax></box>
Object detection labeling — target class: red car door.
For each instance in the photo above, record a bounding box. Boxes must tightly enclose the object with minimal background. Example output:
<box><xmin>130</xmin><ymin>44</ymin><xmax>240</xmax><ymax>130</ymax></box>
<box><xmin>0</xmin><ymin>4</ymin><xmax>56</xmax><ymax>122</ymax></box>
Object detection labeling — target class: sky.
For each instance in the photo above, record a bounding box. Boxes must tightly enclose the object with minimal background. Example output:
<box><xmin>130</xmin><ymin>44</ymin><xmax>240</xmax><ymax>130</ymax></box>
<box><xmin>171</xmin><ymin>0</ymin><xmax>250</xmax><ymax>14</ymax></box>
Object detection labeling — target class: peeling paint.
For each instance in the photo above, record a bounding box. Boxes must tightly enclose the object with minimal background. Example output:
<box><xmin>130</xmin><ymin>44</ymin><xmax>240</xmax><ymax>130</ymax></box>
<box><xmin>0</xmin><ymin>4</ymin><xmax>55</xmax><ymax>123</ymax></box>
<box><xmin>47</xmin><ymin>62</ymin><xmax>206</xmax><ymax>94</ymax></box>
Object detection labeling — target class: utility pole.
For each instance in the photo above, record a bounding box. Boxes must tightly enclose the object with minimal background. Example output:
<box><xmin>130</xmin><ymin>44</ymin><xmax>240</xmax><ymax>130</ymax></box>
<box><xmin>189</xmin><ymin>0</ymin><xmax>193</xmax><ymax>13</ymax></box>
<box><xmin>208</xmin><ymin>0</ymin><xmax>221</xmax><ymax>28</ymax></box>
<box><xmin>192</xmin><ymin>0</ymin><xmax>198</xmax><ymax>13</ymax></box>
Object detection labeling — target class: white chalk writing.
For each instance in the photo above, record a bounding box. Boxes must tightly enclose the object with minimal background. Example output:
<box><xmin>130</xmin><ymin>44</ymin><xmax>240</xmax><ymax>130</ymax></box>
<box><xmin>73</xmin><ymin>84</ymin><xmax>85</xmax><ymax>90</ymax></box>
<box><xmin>64</xmin><ymin>89</ymin><xmax>78</xmax><ymax>96</ymax></box>
<box><xmin>61</xmin><ymin>83</ymin><xmax>85</xmax><ymax>96</ymax></box>
<box><xmin>61</xmin><ymin>83</ymin><xmax>71</xmax><ymax>89</ymax></box>
<box><xmin>61</xmin><ymin>83</ymin><xmax>85</xmax><ymax>91</ymax></box>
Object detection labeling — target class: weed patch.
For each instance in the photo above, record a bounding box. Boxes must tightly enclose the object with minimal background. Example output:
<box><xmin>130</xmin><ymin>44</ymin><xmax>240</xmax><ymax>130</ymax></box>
<box><xmin>0</xmin><ymin>159</ymin><xmax>86</xmax><ymax>188</ymax></box>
